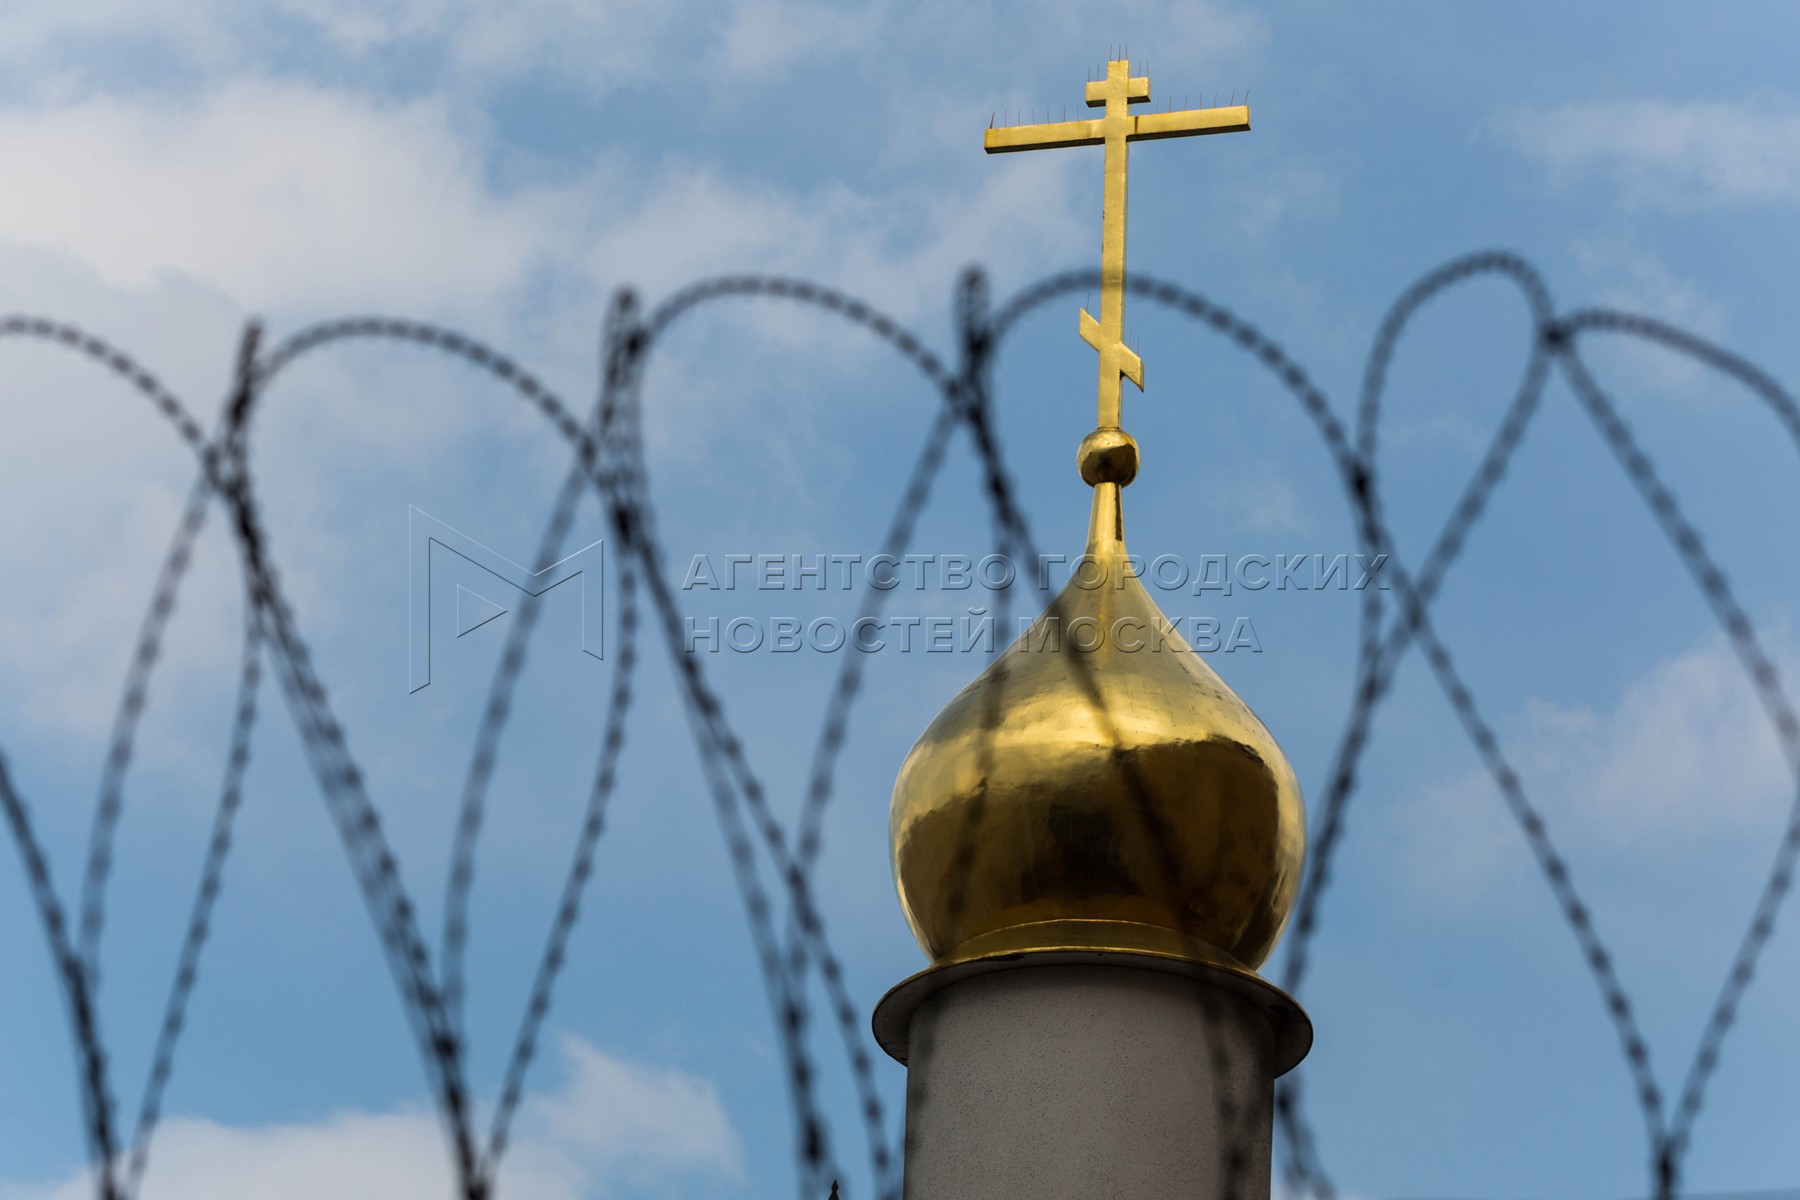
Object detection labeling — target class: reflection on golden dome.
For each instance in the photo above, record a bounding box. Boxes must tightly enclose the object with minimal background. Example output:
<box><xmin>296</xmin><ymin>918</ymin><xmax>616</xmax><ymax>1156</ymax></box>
<box><xmin>888</xmin><ymin>458</ymin><xmax>1305</xmax><ymax>975</ymax></box>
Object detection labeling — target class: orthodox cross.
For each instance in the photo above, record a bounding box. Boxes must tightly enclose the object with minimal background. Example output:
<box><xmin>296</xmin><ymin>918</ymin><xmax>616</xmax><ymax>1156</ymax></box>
<box><xmin>986</xmin><ymin>59</ymin><xmax>1250</xmax><ymax>431</ymax></box>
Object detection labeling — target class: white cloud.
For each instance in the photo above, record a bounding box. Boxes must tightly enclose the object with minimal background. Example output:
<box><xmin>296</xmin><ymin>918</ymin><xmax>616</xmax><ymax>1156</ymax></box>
<box><xmin>529</xmin><ymin>1038</ymin><xmax>741</xmax><ymax>1184</ymax></box>
<box><xmin>268</xmin><ymin>0</ymin><xmax>467</xmax><ymax>55</ymax></box>
<box><xmin>1564</xmin><ymin>233</ymin><xmax>1728</xmax><ymax>397</ymax></box>
<box><xmin>0</xmin><ymin>63</ymin><xmax>1085</xmax><ymax>319</ymax></box>
<box><xmin>1201</xmin><ymin>469</ymin><xmax>1310</xmax><ymax>535</ymax></box>
<box><xmin>1229</xmin><ymin>155</ymin><xmax>1339</xmax><ymax>243</ymax></box>
<box><xmin>1564</xmin><ymin>637</ymin><xmax>1793</xmax><ymax>840</ymax></box>
<box><xmin>0</xmin><ymin>0</ymin><xmax>684</xmax><ymax>98</ymax></box>
<box><xmin>714</xmin><ymin>1</ymin><xmax>873</xmax><ymax>80</ymax></box>
<box><xmin>0</xmin><ymin>241</ymin><xmax>246</xmax><ymax>743</ymax></box>
<box><xmin>1499</xmin><ymin>96</ymin><xmax>1800</xmax><ymax>208</ymax></box>
<box><xmin>0</xmin><ymin>81</ymin><xmax>578</xmax><ymax>315</ymax></box>
<box><xmin>0</xmin><ymin>1037</ymin><xmax>741</xmax><ymax>1200</ymax></box>
<box><xmin>0</xmin><ymin>0</ymin><xmax>245</xmax><ymax>81</ymax></box>
<box><xmin>1399</xmin><ymin>633</ymin><xmax>1797</xmax><ymax>899</ymax></box>
<box><xmin>583</xmin><ymin>153</ymin><xmax>1081</xmax><ymax>315</ymax></box>
<box><xmin>1569</xmin><ymin>233</ymin><xmax>1724</xmax><ymax>333</ymax></box>
<box><xmin>0</xmin><ymin>49</ymin><xmax>1088</xmax><ymax>747</ymax></box>
<box><xmin>0</xmin><ymin>0</ymin><xmax>1266</xmax><ymax>101</ymax></box>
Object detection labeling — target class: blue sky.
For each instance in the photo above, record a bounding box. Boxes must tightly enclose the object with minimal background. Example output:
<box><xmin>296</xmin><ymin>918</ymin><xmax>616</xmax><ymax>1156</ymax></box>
<box><xmin>2</xmin><ymin>2</ymin><xmax>1799</xmax><ymax>1198</ymax></box>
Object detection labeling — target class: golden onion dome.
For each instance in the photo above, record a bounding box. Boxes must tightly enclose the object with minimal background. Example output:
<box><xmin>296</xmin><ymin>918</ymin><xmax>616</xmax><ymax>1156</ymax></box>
<box><xmin>888</xmin><ymin>430</ymin><xmax>1305</xmax><ymax>975</ymax></box>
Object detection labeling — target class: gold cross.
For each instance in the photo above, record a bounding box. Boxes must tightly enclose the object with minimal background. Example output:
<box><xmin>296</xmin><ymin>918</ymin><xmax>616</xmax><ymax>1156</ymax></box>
<box><xmin>986</xmin><ymin>60</ymin><xmax>1250</xmax><ymax>431</ymax></box>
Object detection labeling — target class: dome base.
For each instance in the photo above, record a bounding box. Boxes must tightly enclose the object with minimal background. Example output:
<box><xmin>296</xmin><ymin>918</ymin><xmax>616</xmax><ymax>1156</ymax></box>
<box><xmin>941</xmin><ymin>917</ymin><xmax>1257</xmax><ymax>972</ymax></box>
<box><xmin>873</xmin><ymin>945</ymin><xmax>1313</xmax><ymax>1076</ymax></box>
